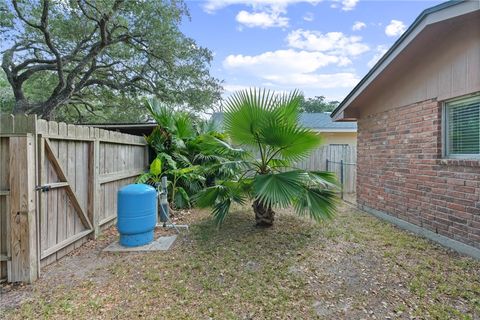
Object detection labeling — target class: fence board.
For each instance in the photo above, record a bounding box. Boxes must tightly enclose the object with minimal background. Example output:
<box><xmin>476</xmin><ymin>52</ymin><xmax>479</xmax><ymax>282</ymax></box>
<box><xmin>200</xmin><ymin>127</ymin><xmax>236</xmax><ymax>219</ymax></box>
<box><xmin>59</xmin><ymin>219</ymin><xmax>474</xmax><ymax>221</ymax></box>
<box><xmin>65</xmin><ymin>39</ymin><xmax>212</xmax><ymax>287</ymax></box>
<box><xmin>8</xmin><ymin>135</ymin><xmax>37</xmax><ymax>282</ymax></box>
<box><xmin>57</xmin><ymin>123</ymin><xmax>68</xmax><ymax>259</ymax></box>
<box><xmin>0</xmin><ymin>114</ymin><xmax>148</xmax><ymax>282</ymax></box>
<box><xmin>296</xmin><ymin>145</ymin><xmax>357</xmax><ymax>194</ymax></box>
<box><xmin>0</xmin><ymin>137</ymin><xmax>9</xmax><ymax>280</ymax></box>
<box><xmin>47</xmin><ymin>125</ymin><xmax>59</xmax><ymax>259</ymax></box>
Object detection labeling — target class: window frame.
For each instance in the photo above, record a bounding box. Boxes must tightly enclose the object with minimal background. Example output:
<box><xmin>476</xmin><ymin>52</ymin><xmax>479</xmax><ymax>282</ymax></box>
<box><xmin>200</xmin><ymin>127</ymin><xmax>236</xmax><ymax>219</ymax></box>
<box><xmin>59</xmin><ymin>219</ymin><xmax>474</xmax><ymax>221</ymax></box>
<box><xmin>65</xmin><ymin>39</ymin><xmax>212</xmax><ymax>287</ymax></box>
<box><xmin>443</xmin><ymin>93</ymin><xmax>480</xmax><ymax>159</ymax></box>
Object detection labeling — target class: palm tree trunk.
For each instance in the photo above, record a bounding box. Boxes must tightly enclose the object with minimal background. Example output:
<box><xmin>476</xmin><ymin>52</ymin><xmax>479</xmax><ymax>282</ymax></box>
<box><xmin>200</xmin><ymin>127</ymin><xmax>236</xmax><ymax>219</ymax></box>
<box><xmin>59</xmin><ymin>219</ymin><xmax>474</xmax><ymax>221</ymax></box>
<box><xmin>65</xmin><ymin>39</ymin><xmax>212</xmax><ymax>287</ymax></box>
<box><xmin>252</xmin><ymin>199</ymin><xmax>275</xmax><ymax>227</ymax></box>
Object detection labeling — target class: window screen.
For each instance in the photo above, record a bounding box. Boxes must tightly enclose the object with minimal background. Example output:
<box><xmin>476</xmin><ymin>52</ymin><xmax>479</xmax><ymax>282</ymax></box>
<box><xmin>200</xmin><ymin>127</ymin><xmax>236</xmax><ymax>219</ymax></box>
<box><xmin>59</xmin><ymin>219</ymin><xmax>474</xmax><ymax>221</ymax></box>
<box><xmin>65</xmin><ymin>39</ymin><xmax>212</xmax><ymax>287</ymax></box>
<box><xmin>445</xmin><ymin>95</ymin><xmax>480</xmax><ymax>157</ymax></box>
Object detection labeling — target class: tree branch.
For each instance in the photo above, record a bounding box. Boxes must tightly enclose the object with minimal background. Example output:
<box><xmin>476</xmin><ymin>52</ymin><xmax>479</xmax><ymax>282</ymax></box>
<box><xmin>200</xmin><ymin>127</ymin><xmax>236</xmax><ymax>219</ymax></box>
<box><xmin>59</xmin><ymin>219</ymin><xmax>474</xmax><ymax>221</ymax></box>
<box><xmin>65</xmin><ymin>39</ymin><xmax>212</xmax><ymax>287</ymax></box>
<box><xmin>12</xmin><ymin>0</ymin><xmax>42</xmax><ymax>29</ymax></box>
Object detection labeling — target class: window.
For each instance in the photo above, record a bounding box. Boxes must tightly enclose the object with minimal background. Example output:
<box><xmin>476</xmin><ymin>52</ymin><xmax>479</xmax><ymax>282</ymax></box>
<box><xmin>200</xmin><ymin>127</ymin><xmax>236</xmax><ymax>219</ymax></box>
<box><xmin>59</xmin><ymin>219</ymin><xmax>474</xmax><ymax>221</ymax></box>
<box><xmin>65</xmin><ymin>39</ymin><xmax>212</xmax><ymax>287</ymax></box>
<box><xmin>444</xmin><ymin>95</ymin><xmax>480</xmax><ymax>158</ymax></box>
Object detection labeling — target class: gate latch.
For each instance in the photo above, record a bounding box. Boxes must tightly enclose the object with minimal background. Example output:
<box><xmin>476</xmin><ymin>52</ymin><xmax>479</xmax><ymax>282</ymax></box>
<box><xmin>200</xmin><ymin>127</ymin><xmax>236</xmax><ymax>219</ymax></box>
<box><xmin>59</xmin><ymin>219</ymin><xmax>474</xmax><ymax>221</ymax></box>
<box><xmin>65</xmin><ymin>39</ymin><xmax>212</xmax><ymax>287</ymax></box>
<box><xmin>35</xmin><ymin>185</ymin><xmax>51</xmax><ymax>192</ymax></box>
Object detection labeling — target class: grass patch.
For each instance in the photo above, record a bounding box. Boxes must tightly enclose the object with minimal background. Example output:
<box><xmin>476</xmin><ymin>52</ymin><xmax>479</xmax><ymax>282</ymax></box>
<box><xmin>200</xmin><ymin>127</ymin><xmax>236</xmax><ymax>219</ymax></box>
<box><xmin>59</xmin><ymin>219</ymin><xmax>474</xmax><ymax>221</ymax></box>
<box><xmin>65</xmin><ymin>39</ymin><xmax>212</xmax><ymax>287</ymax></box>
<box><xmin>3</xmin><ymin>204</ymin><xmax>479</xmax><ymax>319</ymax></box>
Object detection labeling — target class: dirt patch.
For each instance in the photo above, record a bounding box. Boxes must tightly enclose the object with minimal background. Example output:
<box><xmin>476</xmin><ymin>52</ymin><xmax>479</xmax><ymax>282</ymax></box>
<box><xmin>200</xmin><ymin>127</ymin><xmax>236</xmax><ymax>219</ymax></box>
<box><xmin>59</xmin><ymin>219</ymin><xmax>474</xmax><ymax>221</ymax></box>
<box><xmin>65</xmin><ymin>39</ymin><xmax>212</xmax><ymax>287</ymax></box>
<box><xmin>0</xmin><ymin>210</ymin><xmax>191</xmax><ymax>314</ymax></box>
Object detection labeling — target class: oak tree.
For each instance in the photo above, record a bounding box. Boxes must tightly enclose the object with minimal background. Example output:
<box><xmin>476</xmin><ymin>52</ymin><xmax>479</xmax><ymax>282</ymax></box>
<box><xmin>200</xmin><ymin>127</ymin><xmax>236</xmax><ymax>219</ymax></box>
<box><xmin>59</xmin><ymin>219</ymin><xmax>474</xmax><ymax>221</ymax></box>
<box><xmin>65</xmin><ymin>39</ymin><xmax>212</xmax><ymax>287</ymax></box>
<box><xmin>0</xmin><ymin>0</ymin><xmax>222</xmax><ymax>120</ymax></box>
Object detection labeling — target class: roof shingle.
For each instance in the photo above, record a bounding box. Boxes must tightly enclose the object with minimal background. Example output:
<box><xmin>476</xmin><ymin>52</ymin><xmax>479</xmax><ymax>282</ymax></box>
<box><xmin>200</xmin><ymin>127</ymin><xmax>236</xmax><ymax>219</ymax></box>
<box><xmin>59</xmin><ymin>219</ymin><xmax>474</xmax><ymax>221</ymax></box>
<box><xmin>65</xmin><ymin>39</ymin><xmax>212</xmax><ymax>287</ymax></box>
<box><xmin>211</xmin><ymin>112</ymin><xmax>357</xmax><ymax>131</ymax></box>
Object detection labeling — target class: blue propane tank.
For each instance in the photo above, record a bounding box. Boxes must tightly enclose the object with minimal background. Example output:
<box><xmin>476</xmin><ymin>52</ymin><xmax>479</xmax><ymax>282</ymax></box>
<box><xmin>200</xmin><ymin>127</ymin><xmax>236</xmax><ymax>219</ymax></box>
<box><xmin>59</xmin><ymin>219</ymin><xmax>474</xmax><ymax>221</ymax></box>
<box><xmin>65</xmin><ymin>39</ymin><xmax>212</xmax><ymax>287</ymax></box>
<box><xmin>117</xmin><ymin>184</ymin><xmax>157</xmax><ymax>247</ymax></box>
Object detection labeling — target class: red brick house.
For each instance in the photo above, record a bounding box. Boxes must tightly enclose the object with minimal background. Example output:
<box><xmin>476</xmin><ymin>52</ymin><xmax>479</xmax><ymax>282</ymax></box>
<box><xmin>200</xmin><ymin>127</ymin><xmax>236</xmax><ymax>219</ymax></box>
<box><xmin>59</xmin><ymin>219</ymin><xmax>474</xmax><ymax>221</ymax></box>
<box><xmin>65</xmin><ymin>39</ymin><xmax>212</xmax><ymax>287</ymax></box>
<box><xmin>331</xmin><ymin>1</ymin><xmax>480</xmax><ymax>258</ymax></box>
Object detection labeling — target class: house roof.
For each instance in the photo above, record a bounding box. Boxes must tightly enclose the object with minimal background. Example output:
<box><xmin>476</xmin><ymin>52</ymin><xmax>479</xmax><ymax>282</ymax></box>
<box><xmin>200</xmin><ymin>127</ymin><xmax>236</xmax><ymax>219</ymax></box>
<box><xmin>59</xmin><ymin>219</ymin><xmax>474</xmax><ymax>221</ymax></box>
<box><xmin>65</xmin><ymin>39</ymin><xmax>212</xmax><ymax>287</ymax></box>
<box><xmin>85</xmin><ymin>122</ymin><xmax>156</xmax><ymax>136</ymax></box>
<box><xmin>331</xmin><ymin>0</ymin><xmax>480</xmax><ymax>121</ymax></box>
<box><xmin>211</xmin><ymin>112</ymin><xmax>357</xmax><ymax>132</ymax></box>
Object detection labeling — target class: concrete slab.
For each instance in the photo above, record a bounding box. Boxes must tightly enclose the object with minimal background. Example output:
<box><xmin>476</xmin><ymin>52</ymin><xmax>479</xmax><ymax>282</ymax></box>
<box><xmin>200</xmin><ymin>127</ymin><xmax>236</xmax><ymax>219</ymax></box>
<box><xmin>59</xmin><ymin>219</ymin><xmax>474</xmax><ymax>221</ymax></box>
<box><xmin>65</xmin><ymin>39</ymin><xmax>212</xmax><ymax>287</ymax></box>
<box><xmin>103</xmin><ymin>235</ymin><xmax>177</xmax><ymax>252</ymax></box>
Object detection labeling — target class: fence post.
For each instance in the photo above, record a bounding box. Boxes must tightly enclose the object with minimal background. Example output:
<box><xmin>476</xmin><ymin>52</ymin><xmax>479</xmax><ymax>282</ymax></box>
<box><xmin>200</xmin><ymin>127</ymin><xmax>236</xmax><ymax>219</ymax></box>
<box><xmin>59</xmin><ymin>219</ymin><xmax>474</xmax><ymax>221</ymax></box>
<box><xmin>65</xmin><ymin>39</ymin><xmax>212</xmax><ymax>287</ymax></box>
<box><xmin>340</xmin><ymin>160</ymin><xmax>344</xmax><ymax>200</ymax></box>
<box><xmin>326</xmin><ymin>159</ymin><xmax>329</xmax><ymax>171</ymax></box>
<box><xmin>88</xmin><ymin>137</ymin><xmax>101</xmax><ymax>238</ymax></box>
<box><xmin>8</xmin><ymin>134</ymin><xmax>38</xmax><ymax>283</ymax></box>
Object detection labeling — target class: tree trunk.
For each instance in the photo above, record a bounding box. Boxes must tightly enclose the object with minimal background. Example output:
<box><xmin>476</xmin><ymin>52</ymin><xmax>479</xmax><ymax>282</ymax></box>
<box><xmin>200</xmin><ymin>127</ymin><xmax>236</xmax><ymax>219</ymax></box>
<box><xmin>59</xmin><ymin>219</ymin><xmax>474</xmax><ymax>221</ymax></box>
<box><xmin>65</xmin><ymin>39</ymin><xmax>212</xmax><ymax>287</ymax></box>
<box><xmin>12</xmin><ymin>99</ymin><xmax>30</xmax><ymax>115</ymax></box>
<box><xmin>252</xmin><ymin>199</ymin><xmax>275</xmax><ymax>227</ymax></box>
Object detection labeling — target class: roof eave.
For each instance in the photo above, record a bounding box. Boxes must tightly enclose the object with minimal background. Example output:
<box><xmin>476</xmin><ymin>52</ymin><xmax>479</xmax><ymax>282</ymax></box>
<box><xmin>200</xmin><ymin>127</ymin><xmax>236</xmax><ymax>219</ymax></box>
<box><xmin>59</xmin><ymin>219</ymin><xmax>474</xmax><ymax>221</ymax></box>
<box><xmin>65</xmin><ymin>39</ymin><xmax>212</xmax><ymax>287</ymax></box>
<box><xmin>313</xmin><ymin>128</ymin><xmax>357</xmax><ymax>133</ymax></box>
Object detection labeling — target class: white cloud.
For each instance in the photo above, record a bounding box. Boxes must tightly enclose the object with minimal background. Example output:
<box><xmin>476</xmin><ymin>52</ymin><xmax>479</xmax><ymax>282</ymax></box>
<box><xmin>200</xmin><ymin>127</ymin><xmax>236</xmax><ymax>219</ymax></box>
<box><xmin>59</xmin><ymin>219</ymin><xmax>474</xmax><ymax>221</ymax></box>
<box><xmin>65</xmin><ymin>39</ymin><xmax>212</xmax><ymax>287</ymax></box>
<box><xmin>207</xmin><ymin>1</ymin><xmax>321</xmax><ymax>29</ymax></box>
<box><xmin>330</xmin><ymin>0</ymin><xmax>359</xmax><ymax>11</ymax></box>
<box><xmin>223</xmin><ymin>49</ymin><xmax>360</xmax><ymax>89</ymax></box>
<box><xmin>340</xmin><ymin>0</ymin><xmax>358</xmax><ymax>11</ymax></box>
<box><xmin>303</xmin><ymin>12</ymin><xmax>314</xmax><ymax>22</ymax></box>
<box><xmin>222</xmin><ymin>26</ymin><xmax>364</xmax><ymax>94</ymax></box>
<box><xmin>223</xmin><ymin>84</ymin><xmax>252</xmax><ymax>93</ymax></box>
<box><xmin>286</xmin><ymin>29</ymin><xmax>369</xmax><ymax>56</ymax></box>
<box><xmin>224</xmin><ymin>49</ymin><xmax>346</xmax><ymax>75</ymax></box>
<box><xmin>203</xmin><ymin>0</ymin><xmax>321</xmax><ymax>13</ymax></box>
<box><xmin>367</xmin><ymin>45</ymin><xmax>388</xmax><ymax>68</ymax></box>
<box><xmin>385</xmin><ymin>20</ymin><xmax>406</xmax><ymax>37</ymax></box>
<box><xmin>264</xmin><ymin>73</ymin><xmax>359</xmax><ymax>88</ymax></box>
<box><xmin>236</xmin><ymin>9</ymin><xmax>289</xmax><ymax>28</ymax></box>
<box><xmin>352</xmin><ymin>21</ymin><xmax>366</xmax><ymax>31</ymax></box>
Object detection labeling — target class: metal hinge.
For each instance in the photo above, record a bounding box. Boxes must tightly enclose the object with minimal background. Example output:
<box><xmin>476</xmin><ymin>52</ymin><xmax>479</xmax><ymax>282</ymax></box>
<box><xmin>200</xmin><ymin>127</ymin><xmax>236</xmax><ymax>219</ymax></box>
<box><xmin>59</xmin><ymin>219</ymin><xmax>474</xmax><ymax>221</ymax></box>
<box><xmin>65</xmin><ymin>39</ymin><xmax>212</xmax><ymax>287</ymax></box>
<box><xmin>35</xmin><ymin>185</ymin><xmax>51</xmax><ymax>192</ymax></box>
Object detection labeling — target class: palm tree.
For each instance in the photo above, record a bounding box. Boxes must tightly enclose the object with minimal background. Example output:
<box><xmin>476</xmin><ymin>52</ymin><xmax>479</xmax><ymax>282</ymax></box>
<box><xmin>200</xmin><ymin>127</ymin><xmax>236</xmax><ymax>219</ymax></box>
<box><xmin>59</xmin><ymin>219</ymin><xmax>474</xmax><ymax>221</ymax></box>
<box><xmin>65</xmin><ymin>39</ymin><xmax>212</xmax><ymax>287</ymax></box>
<box><xmin>195</xmin><ymin>88</ymin><xmax>339</xmax><ymax>227</ymax></box>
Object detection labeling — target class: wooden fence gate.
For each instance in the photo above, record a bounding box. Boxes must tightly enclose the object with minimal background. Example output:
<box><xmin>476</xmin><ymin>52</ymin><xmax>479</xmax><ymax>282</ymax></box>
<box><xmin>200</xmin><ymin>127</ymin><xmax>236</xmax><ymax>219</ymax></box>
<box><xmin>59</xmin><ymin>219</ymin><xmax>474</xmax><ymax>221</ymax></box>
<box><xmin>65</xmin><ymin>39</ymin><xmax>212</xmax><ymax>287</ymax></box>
<box><xmin>0</xmin><ymin>115</ymin><xmax>148</xmax><ymax>283</ymax></box>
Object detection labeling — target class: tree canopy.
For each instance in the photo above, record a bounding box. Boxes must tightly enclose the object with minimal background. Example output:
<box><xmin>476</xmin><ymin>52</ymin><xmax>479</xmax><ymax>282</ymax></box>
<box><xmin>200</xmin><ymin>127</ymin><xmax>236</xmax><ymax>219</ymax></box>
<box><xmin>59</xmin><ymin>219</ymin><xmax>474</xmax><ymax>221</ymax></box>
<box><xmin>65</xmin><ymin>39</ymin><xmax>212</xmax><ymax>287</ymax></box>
<box><xmin>299</xmin><ymin>95</ymin><xmax>339</xmax><ymax>113</ymax></box>
<box><xmin>0</xmin><ymin>0</ymin><xmax>222</xmax><ymax>121</ymax></box>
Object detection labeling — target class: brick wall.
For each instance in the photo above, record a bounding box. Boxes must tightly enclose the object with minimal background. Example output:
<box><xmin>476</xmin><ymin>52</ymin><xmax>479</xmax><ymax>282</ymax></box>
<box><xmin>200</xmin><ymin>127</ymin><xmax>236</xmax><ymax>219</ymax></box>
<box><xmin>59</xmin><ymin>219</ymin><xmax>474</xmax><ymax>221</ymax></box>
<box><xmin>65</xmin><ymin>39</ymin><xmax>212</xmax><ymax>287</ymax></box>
<box><xmin>357</xmin><ymin>99</ymin><xmax>480</xmax><ymax>248</ymax></box>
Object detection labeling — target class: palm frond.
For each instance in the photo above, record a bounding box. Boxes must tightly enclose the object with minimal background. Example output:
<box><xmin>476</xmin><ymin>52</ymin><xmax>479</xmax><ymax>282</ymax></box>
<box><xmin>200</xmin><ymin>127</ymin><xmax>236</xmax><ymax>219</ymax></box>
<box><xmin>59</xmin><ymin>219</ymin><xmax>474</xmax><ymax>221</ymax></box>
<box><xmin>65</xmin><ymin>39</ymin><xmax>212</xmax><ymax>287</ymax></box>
<box><xmin>203</xmin><ymin>160</ymin><xmax>251</xmax><ymax>177</ymax></box>
<box><xmin>274</xmin><ymin>89</ymin><xmax>302</xmax><ymax>126</ymax></box>
<box><xmin>293</xmin><ymin>187</ymin><xmax>338</xmax><ymax>222</ymax></box>
<box><xmin>212</xmin><ymin>199</ymin><xmax>232</xmax><ymax>226</ymax></box>
<box><xmin>196</xmin><ymin>118</ymin><xmax>221</xmax><ymax>135</ymax></box>
<box><xmin>267</xmin><ymin>158</ymin><xmax>291</xmax><ymax>170</ymax></box>
<box><xmin>307</xmin><ymin>171</ymin><xmax>339</xmax><ymax>189</ymax></box>
<box><xmin>194</xmin><ymin>185</ymin><xmax>227</xmax><ymax>208</ymax></box>
<box><xmin>146</xmin><ymin>127</ymin><xmax>169</xmax><ymax>153</ymax></box>
<box><xmin>253</xmin><ymin>170</ymin><xmax>308</xmax><ymax>208</ymax></box>
<box><xmin>194</xmin><ymin>181</ymin><xmax>248</xmax><ymax>225</ymax></box>
<box><xmin>145</xmin><ymin>99</ymin><xmax>175</xmax><ymax>130</ymax></box>
<box><xmin>223</xmin><ymin>88</ymin><xmax>277</xmax><ymax>146</ymax></box>
<box><xmin>136</xmin><ymin>172</ymin><xmax>152</xmax><ymax>184</ymax></box>
<box><xmin>174</xmin><ymin>113</ymin><xmax>195</xmax><ymax>140</ymax></box>
<box><xmin>172</xmin><ymin>152</ymin><xmax>192</xmax><ymax>168</ymax></box>
<box><xmin>259</xmin><ymin>119</ymin><xmax>323</xmax><ymax>162</ymax></box>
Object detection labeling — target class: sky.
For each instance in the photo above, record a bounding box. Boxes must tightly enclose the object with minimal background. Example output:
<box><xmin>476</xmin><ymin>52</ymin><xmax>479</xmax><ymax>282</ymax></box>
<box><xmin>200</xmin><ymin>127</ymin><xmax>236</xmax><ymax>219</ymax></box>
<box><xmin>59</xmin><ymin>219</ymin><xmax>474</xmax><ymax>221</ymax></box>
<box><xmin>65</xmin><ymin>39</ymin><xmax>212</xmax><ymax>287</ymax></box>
<box><xmin>180</xmin><ymin>0</ymin><xmax>444</xmax><ymax>102</ymax></box>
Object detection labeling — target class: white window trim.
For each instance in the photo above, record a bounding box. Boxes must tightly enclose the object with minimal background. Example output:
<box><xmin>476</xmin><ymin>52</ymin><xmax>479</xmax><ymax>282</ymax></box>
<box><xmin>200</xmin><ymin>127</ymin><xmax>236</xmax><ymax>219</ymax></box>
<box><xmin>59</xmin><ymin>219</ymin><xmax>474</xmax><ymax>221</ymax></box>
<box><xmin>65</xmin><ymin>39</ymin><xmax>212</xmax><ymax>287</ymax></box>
<box><xmin>443</xmin><ymin>93</ymin><xmax>480</xmax><ymax>159</ymax></box>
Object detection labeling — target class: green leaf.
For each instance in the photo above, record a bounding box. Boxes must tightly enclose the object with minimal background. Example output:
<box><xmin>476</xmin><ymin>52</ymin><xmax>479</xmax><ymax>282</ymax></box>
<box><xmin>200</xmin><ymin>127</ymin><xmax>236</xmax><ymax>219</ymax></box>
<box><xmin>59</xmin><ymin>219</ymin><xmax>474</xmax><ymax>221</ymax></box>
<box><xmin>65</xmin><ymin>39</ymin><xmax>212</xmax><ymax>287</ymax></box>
<box><xmin>176</xmin><ymin>165</ymin><xmax>199</xmax><ymax>175</ymax></box>
<box><xmin>174</xmin><ymin>186</ymin><xmax>190</xmax><ymax>209</ymax></box>
<box><xmin>150</xmin><ymin>158</ymin><xmax>162</xmax><ymax>176</ymax></box>
<box><xmin>253</xmin><ymin>170</ymin><xmax>307</xmax><ymax>208</ymax></box>
<box><xmin>158</xmin><ymin>152</ymin><xmax>177</xmax><ymax>170</ymax></box>
<box><xmin>136</xmin><ymin>172</ymin><xmax>152</xmax><ymax>184</ymax></box>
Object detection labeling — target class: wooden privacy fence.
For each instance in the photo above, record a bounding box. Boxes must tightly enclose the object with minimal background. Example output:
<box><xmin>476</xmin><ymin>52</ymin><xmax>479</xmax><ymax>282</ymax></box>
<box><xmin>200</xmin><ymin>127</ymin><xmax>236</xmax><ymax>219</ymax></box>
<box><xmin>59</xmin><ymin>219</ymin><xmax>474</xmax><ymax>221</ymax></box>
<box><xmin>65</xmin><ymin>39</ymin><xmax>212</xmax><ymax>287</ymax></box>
<box><xmin>0</xmin><ymin>114</ymin><xmax>148</xmax><ymax>283</ymax></box>
<box><xmin>296</xmin><ymin>144</ymin><xmax>357</xmax><ymax>194</ymax></box>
